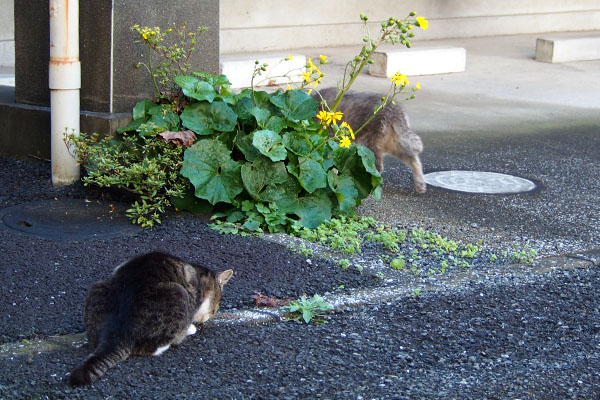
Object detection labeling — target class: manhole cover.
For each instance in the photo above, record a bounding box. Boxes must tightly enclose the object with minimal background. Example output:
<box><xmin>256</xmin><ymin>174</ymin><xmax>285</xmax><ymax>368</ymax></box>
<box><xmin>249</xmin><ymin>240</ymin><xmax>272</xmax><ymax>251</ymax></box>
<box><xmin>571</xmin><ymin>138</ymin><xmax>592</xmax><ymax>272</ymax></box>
<box><xmin>0</xmin><ymin>199</ymin><xmax>141</xmax><ymax>240</ymax></box>
<box><xmin>424</xmin><ymin>170</ymin><xmax>536</xmax><ymax>194</ymax></box>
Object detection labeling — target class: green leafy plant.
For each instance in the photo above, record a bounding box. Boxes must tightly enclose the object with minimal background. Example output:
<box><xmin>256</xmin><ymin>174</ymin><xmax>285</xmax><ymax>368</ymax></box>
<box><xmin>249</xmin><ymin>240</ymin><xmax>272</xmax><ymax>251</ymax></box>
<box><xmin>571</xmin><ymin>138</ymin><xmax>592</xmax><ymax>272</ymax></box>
<box><xmin>337</xmin><ymin>258</ymin><xmax>351</xmax><ymax>270</ymax></box>
<box><xmin>283</xmin><ymin>294</ymin><xmax>334</xmax><ymax>324</ymax></box>
<box><xmin>67</xmin><ymin>12</ymin><xmax>427</xmax><ymax>229</ymax></box>
<box><xmin>512</xmin><ymin>244</ymin><xmax>538</xmax><ymax>264</ymax></box>
<box><xmin>390</xmin><ymin>256</ymin><xmax>406</xmax><ymax>270</ymax></box>
<box><xmin>65</xmin><ymin>131</ymin><xmax>199</xmax><ymax>228</ymax></box>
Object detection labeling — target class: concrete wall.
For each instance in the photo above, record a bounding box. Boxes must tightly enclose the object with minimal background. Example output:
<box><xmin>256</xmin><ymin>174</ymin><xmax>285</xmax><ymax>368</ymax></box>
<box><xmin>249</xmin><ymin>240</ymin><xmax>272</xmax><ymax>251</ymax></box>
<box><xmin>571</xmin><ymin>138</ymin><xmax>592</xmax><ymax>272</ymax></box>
<box><xmin>3</xmin><ymin>0</ymin><xmax>219</xmax><ymax>160</ymax></box>
<box><xmin>220</xmin><ymin>0</ymin><xmax>600</xmax><ymax>53</ymax></box>
<box><xmin>0</xmin><ymin>0</ymin><xmax>14</xmax><ymax>67</ymax></box>
<box><xmin>14</xmin><ymin>0</ymin><xmax>219</xmax><ymax>113</ymax></box>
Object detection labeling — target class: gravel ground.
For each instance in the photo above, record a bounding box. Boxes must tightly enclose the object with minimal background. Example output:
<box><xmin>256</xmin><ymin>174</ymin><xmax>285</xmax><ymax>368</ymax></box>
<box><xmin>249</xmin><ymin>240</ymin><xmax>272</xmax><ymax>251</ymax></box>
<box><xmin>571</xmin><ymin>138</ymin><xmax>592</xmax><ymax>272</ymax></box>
<box><xmin>1</xmin><ymin>265</ymin><xmax>598</xmax><ymax>399</ymax></box>
<box><xmin>1</xmin><ymin>122</ymin><xmax>599</xmax><ymax>398</ymax></box>
<box><xmin>1</xmin><ymin>145</ymin><xmax>599</xmax><ymax>399</ymax></box>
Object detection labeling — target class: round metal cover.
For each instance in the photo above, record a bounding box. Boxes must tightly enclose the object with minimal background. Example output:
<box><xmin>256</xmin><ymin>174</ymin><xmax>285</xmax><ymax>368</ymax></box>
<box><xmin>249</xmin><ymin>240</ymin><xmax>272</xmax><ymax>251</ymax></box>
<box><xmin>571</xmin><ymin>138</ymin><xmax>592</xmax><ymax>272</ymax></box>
<box><xmin>0</xmin><ymin>199</ymin><xmax>141</xmax><ymax>240</ymax></box>
<box><xmin>424</xmin><ymin>170</ymin><xmax>536</xmax><ymax>194</ymax></box>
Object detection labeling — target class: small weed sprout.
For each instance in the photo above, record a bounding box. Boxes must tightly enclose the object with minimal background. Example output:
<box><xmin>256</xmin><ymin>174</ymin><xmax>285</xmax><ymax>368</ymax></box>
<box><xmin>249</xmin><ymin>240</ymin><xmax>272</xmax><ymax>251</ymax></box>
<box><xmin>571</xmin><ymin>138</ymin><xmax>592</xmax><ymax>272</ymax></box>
<box><xmin>337</xmin><ymin>258</ymin><xmax>351</xmax><ymax>270</ymax></box>
<box><xmin>390</xmin><ymin>256</ymin><xmax>406</xmax><ymax>270</ymax></box>
<box><xmin>512</xmin><ymin>244</ymin><xmax>538</xmax><ymax>264</ymax></box>
<box><xmin>283</xmin><ymin>294</ymin><xmax>334</xmax><ymax>324</ymax></box>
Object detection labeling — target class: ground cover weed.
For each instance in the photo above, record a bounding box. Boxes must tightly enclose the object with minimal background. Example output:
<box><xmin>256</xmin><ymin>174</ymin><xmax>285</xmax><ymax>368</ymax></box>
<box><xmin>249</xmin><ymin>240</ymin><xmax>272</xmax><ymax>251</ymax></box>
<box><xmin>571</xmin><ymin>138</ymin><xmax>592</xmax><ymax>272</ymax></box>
<box><xmin>290</xmin><ymin>215</ymin><xmax>538</xmax><ymax>276</ymax></box>
<box><xmin>283</xmin><ymin>294</ymin><xmax>334</xmax><ymax>324</ymax></box>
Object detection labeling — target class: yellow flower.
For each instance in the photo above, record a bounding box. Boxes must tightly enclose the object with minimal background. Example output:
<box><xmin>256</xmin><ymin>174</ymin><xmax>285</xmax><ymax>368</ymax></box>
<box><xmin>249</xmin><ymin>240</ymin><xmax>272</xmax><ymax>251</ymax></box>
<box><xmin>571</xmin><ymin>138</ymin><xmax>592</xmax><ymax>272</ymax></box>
<box><xmin>166</xmin><ymin>28</ymin><xmax>172</xmax><ymax>33</ymax></box>
<box><xmin>391</xmin><ymin>71</ymin><xmax>409</xmax><ymax>87</ymax></box>
<box><xmin>320</xmin><ymin>54</ymin><xmax>328</xmax><ymax>64</ymax></box>
<box><xmin>286</xmin><ymin>83</ymin><xmax>293</xmax><ymax>91</ymax></box>
<box><xmin>416</xmin><ymin>82</ymin><xmax>421</xmax><ymax>89</ymax></box>
<box><xmin>341</xmin><ymin>121</ymin><xmax>355</xmax><ymax>140</ymax></box>
<box><xmin>302</xmin><ymin>71</ymin><xmax>311</xmax><ymax>83</ymax></box>
<box><xmin>339</xmin><ymin>135</ymin><xmax>351</xmax><ymax>148</ymax></box>
<box><xmin>142</xmin><ymin>32</ymin><xmax>148</xmax><ymax>40</ymax></box>
<box><xmin>316</xmin><ymin>110</ymin><xmax>329</xmax><ymax>124</ymax></box>
<box><xmin>329</xmin><ymin>111</ymin><xmax>343</xmax><ymax>125</ymax></box>
<box><xmin>416</xmin><ymin>17</ymin><xmax>428</xmax><ymax>30</ymax></box>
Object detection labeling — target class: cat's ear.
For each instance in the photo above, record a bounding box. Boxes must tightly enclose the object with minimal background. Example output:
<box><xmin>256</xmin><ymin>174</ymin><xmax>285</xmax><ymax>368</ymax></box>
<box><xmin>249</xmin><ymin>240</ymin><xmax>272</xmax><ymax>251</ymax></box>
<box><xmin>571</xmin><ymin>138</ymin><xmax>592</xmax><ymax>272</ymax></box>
<box><xmin>217</xmin><ymin>269</ymin><xmax>233</xmax><ymax>288</ymax></box>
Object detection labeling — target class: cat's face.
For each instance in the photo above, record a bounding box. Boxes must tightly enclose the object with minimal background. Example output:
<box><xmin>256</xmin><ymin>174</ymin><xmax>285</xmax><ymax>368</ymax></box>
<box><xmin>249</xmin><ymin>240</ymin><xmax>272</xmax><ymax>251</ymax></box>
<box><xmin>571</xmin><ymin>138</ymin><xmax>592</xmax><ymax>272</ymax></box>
<box><xmin>194</xmin><ymin>269</ymin><xmax>233</xmax><ymax>323</ymax></box>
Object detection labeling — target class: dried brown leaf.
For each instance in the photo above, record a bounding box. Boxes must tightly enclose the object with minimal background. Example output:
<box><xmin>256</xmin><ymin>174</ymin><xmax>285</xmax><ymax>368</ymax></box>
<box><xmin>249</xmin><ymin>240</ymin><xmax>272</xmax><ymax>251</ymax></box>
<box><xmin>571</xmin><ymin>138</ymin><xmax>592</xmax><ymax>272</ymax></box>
<box><xmin>252</xmin><ymin>293</ymin><xmax>292</xmax><ymax>308</ymax></box>
<box><xmin>158</xmin><ymin>130</ymin><xmax>197</xmax><ymax>147</ymax></box>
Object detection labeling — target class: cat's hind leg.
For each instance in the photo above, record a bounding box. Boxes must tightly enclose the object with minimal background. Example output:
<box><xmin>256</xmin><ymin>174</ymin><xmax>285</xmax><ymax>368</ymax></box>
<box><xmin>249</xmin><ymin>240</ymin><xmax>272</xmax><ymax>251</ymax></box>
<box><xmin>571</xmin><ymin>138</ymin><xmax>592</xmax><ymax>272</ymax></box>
<box><xmin>83</xmin><ymin>281</ymin><xmax>112</xmax><ymax>349</ymax></box>
<box><xmin>397</xmin><ymin>153</ymin><xmax>426</xmax><ymax>193</ymax></box>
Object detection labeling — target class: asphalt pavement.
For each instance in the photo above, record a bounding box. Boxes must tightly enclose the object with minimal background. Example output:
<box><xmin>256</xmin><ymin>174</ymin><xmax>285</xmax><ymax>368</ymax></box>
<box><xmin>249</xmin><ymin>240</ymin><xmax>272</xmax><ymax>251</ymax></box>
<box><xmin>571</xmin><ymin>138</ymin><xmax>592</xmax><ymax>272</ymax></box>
<box><xmin>1</xmin><ymin>32</ymin><xmax>599</xmax><ymax>399</ymax></box>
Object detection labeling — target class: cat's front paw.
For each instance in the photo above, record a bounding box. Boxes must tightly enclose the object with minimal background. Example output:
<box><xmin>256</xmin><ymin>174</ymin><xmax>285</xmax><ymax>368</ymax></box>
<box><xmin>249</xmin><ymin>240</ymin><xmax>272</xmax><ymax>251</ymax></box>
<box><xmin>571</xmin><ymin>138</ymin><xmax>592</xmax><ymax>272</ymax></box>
<box><xmin>186</xmin><ymin>324</ymin><xmax>197</xmax><ymax>336</ymax></box>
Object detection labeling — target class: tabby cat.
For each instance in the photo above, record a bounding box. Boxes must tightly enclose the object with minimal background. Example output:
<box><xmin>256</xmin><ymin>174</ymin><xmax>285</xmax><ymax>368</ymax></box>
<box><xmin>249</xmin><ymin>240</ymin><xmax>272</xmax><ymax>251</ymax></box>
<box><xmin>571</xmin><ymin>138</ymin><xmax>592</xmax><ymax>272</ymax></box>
<box><xmin>315</xmin><ymin>87</ymin><xmax>426</xmax><ymax>193</ymax></box>
<box><xmin>69</xmin><ymin>251</ymin><xmax>233</xmax><ymax>386</ymax></box>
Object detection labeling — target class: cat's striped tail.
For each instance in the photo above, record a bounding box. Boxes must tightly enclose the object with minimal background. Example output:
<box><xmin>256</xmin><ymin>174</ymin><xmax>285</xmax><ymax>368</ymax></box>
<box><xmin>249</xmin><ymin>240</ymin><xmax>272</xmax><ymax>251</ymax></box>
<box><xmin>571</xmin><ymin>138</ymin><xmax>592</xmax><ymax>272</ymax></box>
<box><xmin>69</xmin><ymin>343</ymin><xmax>132</xmax><ymax>386</ymax></box>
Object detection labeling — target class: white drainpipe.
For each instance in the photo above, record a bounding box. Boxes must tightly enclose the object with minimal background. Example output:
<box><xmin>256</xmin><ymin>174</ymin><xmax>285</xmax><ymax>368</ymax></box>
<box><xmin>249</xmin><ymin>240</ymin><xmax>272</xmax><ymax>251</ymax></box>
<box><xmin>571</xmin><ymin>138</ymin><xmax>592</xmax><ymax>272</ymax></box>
<box><xmin>49</xmin><ymin>0</ymin><xmax>80</xmax><ymax>186</ymax></box>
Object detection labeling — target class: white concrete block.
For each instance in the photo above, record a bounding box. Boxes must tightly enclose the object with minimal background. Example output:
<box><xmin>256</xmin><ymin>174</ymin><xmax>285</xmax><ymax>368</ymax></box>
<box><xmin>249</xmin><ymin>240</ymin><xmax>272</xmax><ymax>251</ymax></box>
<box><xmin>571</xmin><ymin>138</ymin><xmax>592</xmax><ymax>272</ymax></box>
<box><xmin>220</xmin><ymin>54</ymin><xmax>307</xmax><ymax>89</ymax></box>
<box><xmin>536</xmin><ymin>36</ymin><xmax>600</xmax><ymax>63</ymax></box>
<box><xmin>369</xmin><ymin>47</ymin><xmax>466</xmax><ymax>77</ymax></box>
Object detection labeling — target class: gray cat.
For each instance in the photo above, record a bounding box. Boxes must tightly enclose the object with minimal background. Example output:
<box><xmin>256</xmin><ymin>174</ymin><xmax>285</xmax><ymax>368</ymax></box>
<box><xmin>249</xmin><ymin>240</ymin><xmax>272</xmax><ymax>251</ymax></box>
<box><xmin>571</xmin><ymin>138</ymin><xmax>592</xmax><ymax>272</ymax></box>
<box><xmin>315</xmin><ymin>87</ymin><xmax>426</xmax><ymax>193</ymax></box>
<box><xmin>69</xmin><ymin>252</ymin><xmax>233</xmax><ymax>386</ymax></box>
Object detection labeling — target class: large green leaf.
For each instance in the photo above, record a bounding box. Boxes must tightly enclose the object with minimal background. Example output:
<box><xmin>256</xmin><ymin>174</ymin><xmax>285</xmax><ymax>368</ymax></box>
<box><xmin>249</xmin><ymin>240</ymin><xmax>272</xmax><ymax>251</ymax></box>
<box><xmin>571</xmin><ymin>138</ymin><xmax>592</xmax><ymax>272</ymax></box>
<box><xmin>282</xmin><ymin>131</ymin><xmax>313</xmax><ymax>156</ymax></box>
<box><xmin>240</xmin><ymin>156</ymin><xmax>288</xmax><ymax>201</ymax></box>
<box><xmin>181</xmin><ymin>139</ymin><xmax>243</xmax><ymax>205</ymax></box>
<box><xmin>250</xmin><ymin>107</ymin><xmax>271</xmax><ymax>128</ymax></box>
<box><xmin>133</xmin><ymin>99</ymin><xmax>156</xmax><ymax>120</ymax></box>
<box><xmin>138</xmin><ymin>110</ymin><xmax>180</xmax><ymax>137</ymax></box>
<box><xmin>118</xmin><ymin>99</ymin><xmax>155</xmax><ymax>133</ymax></box>
<box><xmin>231</xmin><ymin>92</ymin><xmax>254</xmax><ymax>120</ymax></box>
<box><xmin>191</xmin><ymin>72</ymin><xmax>233</xmax><ymax>98</ymax></box>
<box><xmin>327</xmin><ymin>170</ymin><xmax>359</xmax><ymax>211</ymax></box>
<box><xmin>170</xmin><ymin>186</ymin><xmax>213</xmax><ymax>215</ymax></box>
<box><xmin>333</xmin><ymin>144</ymin><xmax>380</xmax><ymax>201</ymax></box>
<box><xmin>254</xmin><ymin>90</ymin><xmax>277</xmax><ymax>110</ymax></box>
<box><xmin>235</xmin><ymin>131</ymin><xmax>260</xmax><ymax>162</ymax></box>
<box><xmin>174</xmin><ymin>76</ymin><xmax>218</xmax><ymax>103</ymax></box>
<box><xmin>357</xmin><ymin>144</ymin><xmax>383</xmax><ymax>197</ymax></box>
<box><xmin>261</xmin><ymin>174</ymin><xmax>302</xmax><ymax>204</ymax></box>
<box><xmin>252</xmin><ymin>130</ymin><xmax>287</xmax><ymax>162</ymax></box>
<box><xmin>270</xmin><ymin>90</ymin><xmax>318</xmax><ymax>122</ymax></box>
<box><xmin>265</xmin><ymin>116</ymin><xmax>287</xmax><ymax>133</ymax></box>
<box><xmin>181</xmin><ymin>101</ymin><xmax>238</xmax><ymax>135</ymax></box>
<box><xmin>288</xmin><ymin>157</ymin><xmax>327</xmax><ymax>193</ymax></box>
<box><xmin>275</xmin><ymin>186</ymin><xmax>332</xmax><ymax>229</ymax></box>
